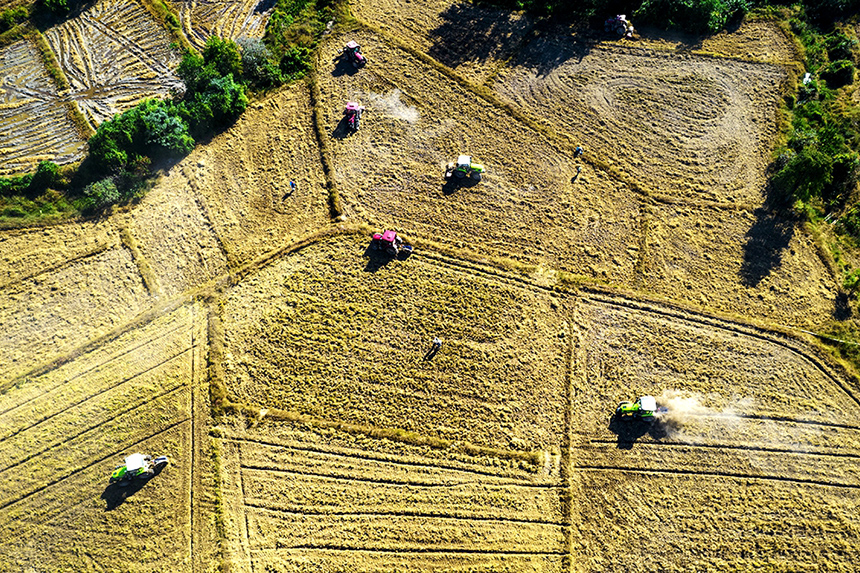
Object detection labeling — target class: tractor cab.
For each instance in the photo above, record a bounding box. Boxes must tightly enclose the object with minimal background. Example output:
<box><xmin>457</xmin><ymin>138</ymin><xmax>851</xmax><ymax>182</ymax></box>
<box><xmin>445</xmin><ymin>155</ymin><xmax>485</xmax><ymax>182</ymax></box>
<box><xmin>616</xmin><ymin>395</ymin><xmax>657</xmax><ymax>422</ymax></box>
<box><xmin>125</xmin><ymin>453</ymin><xmax>147</xmax><ymax>473</ymax></box>
<box><xmin>371</xmin><ymin>230</ymin><xmax>412</xmax><ymax>257</ymax></box>
<box><xmin>456</xmin><ymin>155</ymin><xmax>472</xmax><ymax>170</ymax></box>
<box><xmin>345</xmin><ymin>40</ymin><xmax>361</xmax><ymax>55</ymax></box>
<box><xmin>343</xmin><ymin>41</ymin><xmax>367</xmax><ymax>67</ymax></box>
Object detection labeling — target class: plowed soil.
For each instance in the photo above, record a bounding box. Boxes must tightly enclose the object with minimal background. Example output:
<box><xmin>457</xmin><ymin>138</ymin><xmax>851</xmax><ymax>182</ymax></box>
<box><xmin>0</xmin><ymin>39</ymin><xmax>86</xmax><ymax>175</ymax></box>
<box><xmin>1</xmin><ymin>1</ymin><xmax>859</xmax><ymax>572</ymax></box>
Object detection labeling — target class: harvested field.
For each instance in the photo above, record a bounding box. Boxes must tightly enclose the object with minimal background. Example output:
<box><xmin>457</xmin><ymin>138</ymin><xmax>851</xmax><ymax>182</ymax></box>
<box><xmin>182</xmin><ymin>85</ymin><xmax>330</xmax><ymax>265</ymax></box>
<box><xmin>0</xmin><ymin>245</ymin><xmax>150</xmax><ymax>384</ymax></box>
<box><xmin>493</xmin><ymin>40</ymin><xmax>787</xmax><ymax>204</ymax></box>
<box><xmin>219</xmin><ymin>423</ymin><xmax>565</xmax><ymax>573</ymax></box>
<box><xmin>221</xmin><ymin>233</ymin><xmax>569</xmax><ymax>452</ymax></box>
<box><xmin>645</xmin><ymin>201</ymin><xmax>841</xmax><ymax>327</ymax></box>
<box><xmin>318</xmin><ymin>30</ymin><xmax>642</xmax><ymax>284</ymax></box>
<box><xmin>350</xmin><ymin>0</ymin><xmax>535</xmax><ymax>84</ymax></box>
<box><xmin>44</xmin><ymin>0</ymin><xmax>182</xmax><ymax>129</ymax></box>
<box><xmin>0</xmin><ymin>39</ymin><xmax>86</xmax><ymax>175</ymax></box>
<box><xmin>0</xmin><ymin>303</ymin><xmax>213</xmax><ymax>572</ymax></box>
<box><xmin>177</xmin><ymin>0</ymin><xmax>274</xmax><ymax>51</ymax></box>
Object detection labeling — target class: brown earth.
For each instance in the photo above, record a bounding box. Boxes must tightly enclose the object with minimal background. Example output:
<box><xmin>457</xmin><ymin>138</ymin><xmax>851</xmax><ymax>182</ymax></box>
<box><xmin>1</xmin><ymin>1</ymin><xmax>860</xmax><ymax>572</ymax></box>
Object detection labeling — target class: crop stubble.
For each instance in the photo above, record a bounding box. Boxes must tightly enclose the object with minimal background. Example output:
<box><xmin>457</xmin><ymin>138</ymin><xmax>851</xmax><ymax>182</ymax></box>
<box><xmin>177</xmin><ymin>0</ymin><xmax>273</xmax><ymax>51</ymax></box>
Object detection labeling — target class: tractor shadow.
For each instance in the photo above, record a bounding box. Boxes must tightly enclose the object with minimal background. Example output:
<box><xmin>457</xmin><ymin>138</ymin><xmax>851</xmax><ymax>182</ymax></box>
<box><xmin>442</xmin><ymin>176</ymin><xmax>480</xmax><ymax>195</ymax></box>
<box><xmin>332</xmin><ymin>116</ymin><xmax>354</xmax><ymax>139</ymax></box>
<box><xmin>100</xmin><ymin>465</ymin><xmax>167</xmax><ymax>511</ymax></box>
<box><xmin>331</xmin><ymin>56</ymin><xmax>361</xmax><ymax>77</ymax></box>
<box><xmin>362</xmin><ymin>242</ymin><xmax>411</xmax><ymax>272</ymax></box>
<box><xmin>608</xmin><ymin>415</ymin><xmax>668</xmax><ymax>450</ymax></box>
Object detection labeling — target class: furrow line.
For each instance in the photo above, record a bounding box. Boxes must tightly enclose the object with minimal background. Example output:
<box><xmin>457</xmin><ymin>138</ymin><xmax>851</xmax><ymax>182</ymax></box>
<box><xmin>585</xmin><ymin>439</ymin><xmax>860</xmax><ymax>458</ymax></box>
<box><xmin>0</xmin><ymin>347</ymin><xmax>192</xmax><ymax>440</ymax></box>
<box><xmin>578</xmin><ymin>464</ymin><xmax>860</xmax><ymax>489</ymax></box>
<box><xmin>0</xmin><ymin>418</ymin><xmax>190</xmax><ymax>513</ymax></box>
<box><xmin>0</xmin><ymin>242</ymin><xmax>114</xmax><ymax>290</ymax></box>
<box><xmin>0</xmin><ymin>383</ymin><xmax>188</xmax><ymax>476</ymax></box>
<box><xmin>253</xmin><ymin>546</ymin><xmax>566</xmax><ymax>556</ymax></box>
<box><xmin>245</xmin><ymin>502</ymin><xmax>565</xmax><ymax>526</ymax></box>
<box><xmin>240</xmin><ymin>464</ymin><xmax>557</xmax><ymax>489</ymax></box>
<box><xmin>227</xmin><ymin>435</ymin><xmax>548</xmax><ymax>482</ymax></box>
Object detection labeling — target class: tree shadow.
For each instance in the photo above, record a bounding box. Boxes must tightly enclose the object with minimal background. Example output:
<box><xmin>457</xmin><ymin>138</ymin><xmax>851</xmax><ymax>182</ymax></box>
<box><xmin>254</xmin><ymin>0</ymin><xmax>276</xmax><ymax>14</ymax></box>
<box><xmin>608</xmin><ymin>414</ymin><xmax>667</xmax><ymax>450</ymax></box>
<box><xmin>331</xmin><ymin>55</ymin><xmax>361</xmax><ymax>78</ymax></box>
<box><xmin>740</xmin><ymin>189</ymin><xmax>798</xmax><ymax>288</ymax></box>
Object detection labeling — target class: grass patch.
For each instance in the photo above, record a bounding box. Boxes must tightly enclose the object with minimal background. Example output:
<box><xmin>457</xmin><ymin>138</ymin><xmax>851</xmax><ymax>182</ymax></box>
<box><xmin>29</xmin><ymin>27</ymin><xmax>68</xmax><ymax>91</ymax></box>
<box><xmin>137</xmin><ymin>0</ymin><xmax>190</xmax><ymax>52</ymax></box>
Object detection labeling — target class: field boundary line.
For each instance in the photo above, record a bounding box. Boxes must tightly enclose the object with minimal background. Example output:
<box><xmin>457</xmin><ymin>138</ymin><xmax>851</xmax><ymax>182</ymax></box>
<box><xmin>252</xmin><ymin>546</ymin><xmax>566</xmax><ymax>556</ymax></box>
<box><xmin>0</xmin><ymin>321</ymin><xmax>189</xmax><ymax>413</ymax></box>
<box><xmin>119</xmin><ymin>223</ymin><xmax>161</xmax><ymax>295</ymax></box>
<box><xmin>585</xmin><ymin>439</ymin><xmax>860</xmax><ymax>459</ymax></box>
<box><xmin>307</xmin><ymin>74</ymin><xmax>343</xmax><ymax>218</ymax></box>
<box><xmin>246</xmin><ymin>503</ymin><xmax>565</xmax><ymax>526</ymax></box>
<box><xmin>224</xmin><ymin>433</ymin><xmax>548</xmax><ymax>482</ymax></box>
<box><xmin>0</xmin><ymin>242</ymin><xmax>114</xmax><ymax>291</ymax></box>
<box><xmin>241</xmin><ymin>463</ymin><xmax>555</xmax><ymax>488</ymax></box>
<box><xmin>578</xmin><ymin>464</ymin><xmax>860</xmax><ymax>489</ymax></box>
<box><xmin>0</xmin><ymin>346</ymin><xmax>191</xmax><ymax>440</ymax></box>
<box><xmin>0</xmin><ymin>383</ymin><xmax>188</xmax><ymax>481</ymax></box>
<box><xmin>0</xmin><ymin>418</ymin><xmax>190</xmax><ymax>513</ymax></box>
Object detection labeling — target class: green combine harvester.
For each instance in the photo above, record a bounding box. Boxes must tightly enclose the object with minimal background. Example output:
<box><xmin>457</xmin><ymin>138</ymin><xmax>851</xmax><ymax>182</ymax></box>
<box><xmin>109</xmin><ymin>453</ymin><xmax>169</xmax><ymax>486</ymax></box>
<box><xmin>445</xmin><ymin>155</ymin><xmax>485</xmax><ymax>182</ymax></box>
<box><xmin>616</xmin><ymin>395</ymin><xmax>662</xmax><ymax>422</ymax></box>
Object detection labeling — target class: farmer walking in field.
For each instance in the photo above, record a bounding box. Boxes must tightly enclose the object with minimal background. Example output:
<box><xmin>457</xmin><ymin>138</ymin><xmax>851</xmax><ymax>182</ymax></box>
<box><xmin>424</xmin><ymin>337</ymin><xmax>442</xmax><ymax>361</ymax></box>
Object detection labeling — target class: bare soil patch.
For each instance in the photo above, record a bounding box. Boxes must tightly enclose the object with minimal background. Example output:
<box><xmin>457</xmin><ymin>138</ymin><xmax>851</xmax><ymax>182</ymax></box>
<box><xmin>493</xmin><ymin>40</ymin><xmax>787</xmax><ymax>204</ymax></box>
<box><xmin>0</xmin><ymin>39</ymin><xmax>86</xmax><ymax>175</ymax></box>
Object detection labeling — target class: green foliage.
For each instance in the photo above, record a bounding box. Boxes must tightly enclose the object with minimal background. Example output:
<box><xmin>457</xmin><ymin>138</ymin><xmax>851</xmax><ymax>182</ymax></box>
<box><xmin>0</xmin><ymin>7</ymin><xmax>28</xmax><ymax>33</ymax></box>
<box><xmin>236</xmin><ymin>37</ymin><xmax>284</xmax><ymax>88</ymax></box>
<box><xmin>83</xmin><ymin>177</ymin><xmax>120</xmax><ymax>209</ymax></box>
<box><xmin>202</xmin><ymin>36</ymin><xmax>242</xmax><ymax>79</ymax></box>
<box><xmin>636</xmin><ymin>0</ymin><xmax>750</xmax><ymax>34</ymax></box>
<box><xmin>40</xmin><ymin>0</ymin><xmax>69</xmax><ymax>16</ymax></box>
<box><xmin>822</xmin><ymin>59</ymin><xmax>855</xmax><ymax>88</ymax></box>
<box><xmin>279</xmin><ymin>45</ymin><xmax>311</xmax><ymax>78</ymax></box>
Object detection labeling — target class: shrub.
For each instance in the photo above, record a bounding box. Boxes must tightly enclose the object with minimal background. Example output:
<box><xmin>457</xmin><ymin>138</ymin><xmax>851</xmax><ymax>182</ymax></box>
<box><xmin>636</xmin><ymin>0</ymin><xmax>750</xmax><ymax>35</ymax></box>
<box><xmin>202</xmin><ymin>36</ymin><xmax>242</xmax><ymax>80</ymax></box>
<box><xmin>237</xmin><ymin>37</ymin><xmax>283</xmax><ymax>87</ymax></box>
<box><xmin>83</xmin><ymin>178</ymin><xmax>120</xmax><ymax>208</ymax></box>
<box><xmin>29</xmin><ymin>160</ymin><xmax>60</xmax><ymax>191</ymax></box>
<box><xmin>280</xmin><ymin>45</ymin><xmax>311</xmax><ymax>78</ymax></box>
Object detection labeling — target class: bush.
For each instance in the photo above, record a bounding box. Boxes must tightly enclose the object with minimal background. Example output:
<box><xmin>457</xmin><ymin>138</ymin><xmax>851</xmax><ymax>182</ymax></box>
<box><xmin>83</xmin><ymin>178</ymin><xmax>120</xmax><ymax>208</ymax></box>
<box><xmin>0</xmin><ymin>7</ymin><xmax>28</xmax><ymax>33</ymax></box>
<box><xmin>202</xmin><ymin>36</ymin><xmax>242</xmax><ymax>80</ymax></box>
<box><xmin>636</xmin><ymin>0</ymin><xmax>750</xmax><ymax>34</ymax></box>
<box><xmin>29</xmin><ymin>160</ymin><xmax>60</xmax><ymax>191</ymax></box>
<box><xmin>237</xmin><ymin>37</ymin><xmax>283</xmax><ymax>87</ymax></box>
<box><xmin>280</xmin><ymin>46</ymin><xmax>311</xmax><ymax>78</ymax></box>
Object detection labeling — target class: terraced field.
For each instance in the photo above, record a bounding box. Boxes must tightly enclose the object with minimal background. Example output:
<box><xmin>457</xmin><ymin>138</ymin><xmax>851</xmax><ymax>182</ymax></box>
<box><xmin>1</xmin><ymin>0</ymin><xmax>859</xmax><ymax>571</ymax></box>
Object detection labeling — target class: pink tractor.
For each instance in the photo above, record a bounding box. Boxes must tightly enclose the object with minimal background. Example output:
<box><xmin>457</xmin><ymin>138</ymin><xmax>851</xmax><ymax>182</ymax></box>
<box><xmin>344</xmin><ymin>101</ymin><xmax>365</xmax><ymax>132</ymax></box>
<box><xmin>371</xmin><ymin>230</ymin><xmax>413</xmax><ymax>257</ymax></box>
<box><xmin>343</xmin><ymin>41</ymin><xmax>367</xmax><ymax>68</ymax></box>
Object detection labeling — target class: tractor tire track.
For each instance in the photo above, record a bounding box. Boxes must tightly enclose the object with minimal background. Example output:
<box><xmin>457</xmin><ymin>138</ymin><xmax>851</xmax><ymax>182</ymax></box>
<box><xmin>585</xmin><ymin>439</ymin><xmax>860</xmax><ymax>459</ymax></box>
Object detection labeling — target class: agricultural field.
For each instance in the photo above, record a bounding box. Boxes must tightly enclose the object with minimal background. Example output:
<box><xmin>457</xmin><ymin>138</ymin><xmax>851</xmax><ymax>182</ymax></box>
<box><xmin>0</xmin><ymin>39</ymin><xmax>87</xmax><ymax>176</ymax></box>
<box><xmin>2</xmin><ymin>0</ymin><xmax>860</xmax><ymax>571</ymax></box>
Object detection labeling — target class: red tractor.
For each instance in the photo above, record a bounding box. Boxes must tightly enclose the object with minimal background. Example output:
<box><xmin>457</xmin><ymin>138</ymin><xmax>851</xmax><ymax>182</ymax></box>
<box><xmin>344</xmin><ymin>101</ymin><xmax>365</xmax><ymax>133</ymax></box>
<box><xmin>343</xmin><ymin>41</ymin><xmax>367</xmax><ymax>68</ymax></box>
<box><xmin>371</xmin><ymin>230</ymin><xmax>413</xmax><ymax>257</ymax></box>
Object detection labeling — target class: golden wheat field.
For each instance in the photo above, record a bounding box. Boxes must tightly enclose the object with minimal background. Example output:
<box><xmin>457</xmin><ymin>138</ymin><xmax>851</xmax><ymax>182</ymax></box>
<box><xmin>1</xmin><ymin>0</ymin><xmax>860</xmax><ymax>571</ymax></box>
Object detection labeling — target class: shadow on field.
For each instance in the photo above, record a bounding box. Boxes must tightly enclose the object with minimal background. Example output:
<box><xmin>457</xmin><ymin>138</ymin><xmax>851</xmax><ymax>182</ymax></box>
<box><xmin>332</xmin><ymin>115</ymin><xmax>353</xmax><ymax>139</ymax></box>
<box><xmin>740</xmin><ymin>191</ymin><xmax>797</xmax><ymax>288</ymax></box>
<box><xmin>101</xmin><ymin>479</ymin><xmax>149</xmax><ymax>511</ymax></box>
<box><xmin>442</xmin><ymin>176</ymin><xmax>480</xmax><ymax>195</ymax></box>
<box><xmin>331</xmin><ymin>55</ymin><xmax>362</xmax><ymax>77</ymax></box>
<box><xmin>608</xmin><ymin>415</ymin><xmax>667</xmax><ymax>449</ymax></box>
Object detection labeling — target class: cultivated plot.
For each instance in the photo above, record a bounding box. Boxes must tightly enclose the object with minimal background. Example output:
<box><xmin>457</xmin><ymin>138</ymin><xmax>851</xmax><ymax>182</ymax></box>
<box><xmin>182</xmin><ymin>85</ymin><xmax>330</xmax><ymax>265</ymax></box>
<box><xmin>219</xmin><ymin>423</ymin><xmax>565</xmax><ymax>573</ymax></box>
<box><xmin>493</xmin><ymin>40</ymin><xmax>787</xmax><ymax>204</ymax></box>
<box><xmin>0</xmin><ymin>304</ymin><xmax>209</xmax><ymax>573</ymax></box>
<box><xmin>0</xmin><ymin>39</ymin><xmax>86</xmax><ymax>175</ymax></box>
<box><xmin>221</xmin><ymin>233</ymin><xmax>569</xmax><ymax>453</ymax></box>
<box><xmin>318</xmin><ymin>31</ymin><xmax>642</xmax><ymax>285</ymax></box>
<box><xmin>44</xmin><ymin>0</ymin><xmax>182</xmax><ymax>128</ymax></box>
<box><xmin>645</xmin><ymin>201</ymin><xmax>841</xmax><ymax>327</ymax></box>
<box><xmin>177</xmin><ymin>0</ymin><xmax>274</xmax><ymax>51</ymax></box>
<box><xmin>0</xmin><ymin>245</ymin><xmax>150</xmax><ymax>385</ymax></box>
<box><xmin>350</xmin><ymin>0</ymin><xmax>534</xmax><ymax>84</ymax></box>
